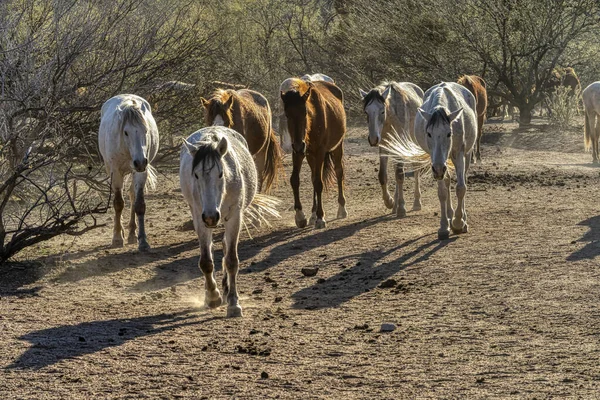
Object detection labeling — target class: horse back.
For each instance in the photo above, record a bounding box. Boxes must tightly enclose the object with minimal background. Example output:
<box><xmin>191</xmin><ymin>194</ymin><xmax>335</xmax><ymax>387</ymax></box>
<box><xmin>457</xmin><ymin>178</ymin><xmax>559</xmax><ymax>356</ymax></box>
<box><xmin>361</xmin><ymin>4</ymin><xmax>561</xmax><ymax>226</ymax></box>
<box><xmin>457</xmin><ymin>76</ymin><xmax>487</xmax><ymax>117</ymax></box>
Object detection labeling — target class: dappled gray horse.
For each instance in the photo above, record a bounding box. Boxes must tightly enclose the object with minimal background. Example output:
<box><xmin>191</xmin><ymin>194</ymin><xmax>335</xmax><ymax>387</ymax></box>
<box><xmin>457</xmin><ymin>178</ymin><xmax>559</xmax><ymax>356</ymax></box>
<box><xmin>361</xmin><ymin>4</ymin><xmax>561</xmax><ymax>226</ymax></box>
<box><xmin>360</xmin><ymin>82</ymin><xmax>424</xmax><ymax>217</ymax></box>
<box><xmin>583</xmin><ymin>82</ymin><xmax>600</xmax><ymax>163</ymax></box>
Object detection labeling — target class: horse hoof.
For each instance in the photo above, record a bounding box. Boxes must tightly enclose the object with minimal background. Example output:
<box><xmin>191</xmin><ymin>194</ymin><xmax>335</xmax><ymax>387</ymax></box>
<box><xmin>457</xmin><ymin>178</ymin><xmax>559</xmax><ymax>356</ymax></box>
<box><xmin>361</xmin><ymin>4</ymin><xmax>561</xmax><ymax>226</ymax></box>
<box><xmin>226</xmin><ymin>305</ymin><xmax>243</xmax><ymax>318</ymax></box>
<box><xmin>438</xmin><ymin>230</ymin><xmax>450</xmax><ymax>241</ymax></box>
<box><xmin>127</xmin><ymin>234</ymin><xmax>137</xmax><ymax>245</ymax></box>
<box><xmin>138</xmin><ymin>240</ymin><xmax>151</xmax><ymax>252</ymax></box>
<box><xmin>396</xmin><ymin>208</ymin><xmax>407</xmax><ymax>218</ymax></box>
<box><xmin>308</xmin><ymin>212</ymin><xmax>317</xmax><ymax>225</ymax></box>
<box><xmin>384</xmin><ymin>198</ymin><xmax>394</xmax><ymax>209</ymax></box>
<box><xmin>337</xmin><ymin>207</ymin><xmax>348</xmax><ymax>219</ymax></box>
<box><xmin>315</xmin><ymin>219</ymin><xmax>327</xmax><ymax>229</ymax></box>
<box><xmin>111</xmin><ymin>238</ymin><xmax>124</xmax><ymax>248</ymax></box>
<box><xmin>205</xmin><ymin>294</ymin><xmax>222</xmax><ymax>309</ymax></box>
<box><xmin>594</xmin><ymin>159</ymin><xmax>599</xmax><ymax>165</ymax></box>
<box><xmin>296</xmin><ymin>218</ymin><xmax>307</xmax><ymax>228</ymax></box>
<box><xmin>412</xmin><ymin>201</ymin><xmax>422</xmax><ymax>211</ymax></box>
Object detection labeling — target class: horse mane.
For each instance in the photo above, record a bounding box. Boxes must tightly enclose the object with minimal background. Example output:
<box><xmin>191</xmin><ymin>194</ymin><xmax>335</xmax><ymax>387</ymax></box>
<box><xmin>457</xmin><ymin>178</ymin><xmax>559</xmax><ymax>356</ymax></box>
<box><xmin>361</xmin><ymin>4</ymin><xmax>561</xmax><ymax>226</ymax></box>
<box><xmin>204</xmin><ymin>89</ymin><xmax>235</xmax><ymax>127</ymax></box>
<box><xmin>426</xmin><ymin>108</ymin><xmax>450</xmax><ymax>130</ymax></box>
<box><xmin>191</xmin><ymin>134</ymin><xmax>223</xmax><ymax>173</ymax></box>
<box><xmin>119</xmin><ymin>100</ymin><xmax>148</xmax><ymax>132</ymax></box>
<box><xmin>363</xmin><ymin>82</ymin><xmax>409</xmax><ymax>109</ymax></box>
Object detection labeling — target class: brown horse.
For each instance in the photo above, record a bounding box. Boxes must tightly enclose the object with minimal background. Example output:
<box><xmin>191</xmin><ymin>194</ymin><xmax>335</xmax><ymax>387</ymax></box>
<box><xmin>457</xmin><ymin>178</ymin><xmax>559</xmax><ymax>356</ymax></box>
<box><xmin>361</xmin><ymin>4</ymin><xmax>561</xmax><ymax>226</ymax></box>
<box><xmin>457</xmin><ymin>75</ymin><xmax>487</xmax><ymax>163</ymax></box>
<box><xmin>280</xmin><ymin>78</ymin><xmax>347</xmax><ymax>229</ymax></box>
<box><xmin>201</xmin><ymin>89</ymin><xmax>282</xmax><ymax>193</ymax></box>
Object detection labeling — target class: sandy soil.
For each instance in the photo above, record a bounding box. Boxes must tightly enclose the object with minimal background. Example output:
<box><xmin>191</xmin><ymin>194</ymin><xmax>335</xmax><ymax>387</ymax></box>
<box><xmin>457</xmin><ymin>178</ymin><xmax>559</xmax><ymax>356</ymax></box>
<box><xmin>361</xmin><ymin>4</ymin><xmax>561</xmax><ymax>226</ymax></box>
<box><xmin>2</xmin><ymin>117</ymin><xmax>600</xmax><ymax>399</ymax></box>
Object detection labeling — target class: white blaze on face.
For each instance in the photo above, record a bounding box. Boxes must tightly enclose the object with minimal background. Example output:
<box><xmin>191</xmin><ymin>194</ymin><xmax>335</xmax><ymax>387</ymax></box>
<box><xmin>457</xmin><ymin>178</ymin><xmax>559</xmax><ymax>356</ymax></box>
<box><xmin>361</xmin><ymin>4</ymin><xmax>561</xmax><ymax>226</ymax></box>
<box><xmin>421</xmin><ymin>107</ymin><xmax>463</xmax><ymax>179</ymax></box>
<box><xmin>364</xmin><ymin>100</ymin><xmax>385</xmax><ymax>146</ymax></box>
<box><xmin>123</xmin><ymin>120</ymin><xmax>148</xmax><ymax>172</ymax></box>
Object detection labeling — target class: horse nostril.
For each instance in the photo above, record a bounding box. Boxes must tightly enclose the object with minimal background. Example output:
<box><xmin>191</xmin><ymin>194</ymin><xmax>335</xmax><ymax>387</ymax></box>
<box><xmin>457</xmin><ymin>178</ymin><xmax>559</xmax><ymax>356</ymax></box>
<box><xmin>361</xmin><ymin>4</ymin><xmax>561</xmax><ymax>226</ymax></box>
<box><xmin>215</xmin><ymin>211</ymin><xmax>220</xmax><ymax>222</ymax></box>
<box><xmin>201</xmin><ymin>213</ymin><xmax>206</xmax><ymax>222</ymax></box>
<box><xmin>442</xmin><ymin>166</ymin><xmax>447</xmax><ymax>174</ymax></box>
<box><xmin>133</xmin><ymin>160</ymin><xmax>139</xmax><ymax>168</ymax></box>
<box><xmin>143</xmin><ymin>158</ymin><xmax>148</xmax><ymax>167</ymax></box>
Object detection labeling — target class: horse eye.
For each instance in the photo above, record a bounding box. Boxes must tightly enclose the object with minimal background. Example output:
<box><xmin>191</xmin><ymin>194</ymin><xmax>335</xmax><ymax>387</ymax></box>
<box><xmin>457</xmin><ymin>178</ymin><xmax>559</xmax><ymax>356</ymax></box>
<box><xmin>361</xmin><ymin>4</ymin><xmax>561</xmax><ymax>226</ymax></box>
<box><xmin>380</xmin><ymin>110</ymin><xmax>385</xmax><ymax>115</ymax></box>
<box><xmin>194</xmin><ymin>173</ymin><xmax>198</xmax><ymax>179</ymax></box>
<box><xmin>427</xmin><ymin>132</ymin><xmax>432</xmax><ymax>138</ymax></box>
<box><xmin>124</xmin><ymin>131</ymin><xmax>128</xmax><ymax>136</ymax></box>
<box><xmin>447</xmin><ymin>132</ymin><xmax>451</xmax><ymax>138</ymax></box>
<box><xmin>219</xmin><ymin>172</ymin><xmax>223</xmax><ymax>179</ymax></box>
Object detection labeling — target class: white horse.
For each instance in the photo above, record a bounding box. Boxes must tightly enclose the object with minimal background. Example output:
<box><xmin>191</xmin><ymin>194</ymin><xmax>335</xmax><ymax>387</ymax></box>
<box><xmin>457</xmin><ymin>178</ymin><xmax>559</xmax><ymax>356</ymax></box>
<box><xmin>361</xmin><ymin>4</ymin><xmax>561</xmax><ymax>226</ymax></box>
<box><xmin>180</xmin><ymin>126</ymin><xmax>279</xmax><ymax>317</ymax></box>
<box><xmin>583</xmin><ymin>82</ymin><xmax>600</xmax><ymax>163</ymax></box>
<box><xmin>99</xmin><ymin>94</ymin><xmax>159</xmax><ymax>251</ymax></box>
<box><xmin>278</xmin><ymin>73</ymin><xmax>335</xmax><ymax>154</ymax></box>
<box><xmin>384</xmin><ymin>82</ymin><xmax>477</xmax><ymax>240</ymax></box>
<box><xmin>359</xmin><ymin>82</ymin><xmax>424</xmax><ymax>217</ymax></box>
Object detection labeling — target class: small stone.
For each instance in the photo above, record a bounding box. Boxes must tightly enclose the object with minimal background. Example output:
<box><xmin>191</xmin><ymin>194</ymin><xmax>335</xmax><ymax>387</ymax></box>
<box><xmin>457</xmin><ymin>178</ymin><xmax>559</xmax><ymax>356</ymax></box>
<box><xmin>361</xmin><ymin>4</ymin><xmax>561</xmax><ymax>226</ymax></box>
<box><xmin>317</xmin><ymin>278</ymin><xmax>325</xmax><ymax>284</ymax></box>
<box><xmin>301</xmin><ymin>267</ymin><xmax>319</xmax><ymax>277</ymax></box>
<box><xmin>571</xmin><ymin>240</ymin><xmax>576</xmax><ymax>244</ymax></box>
<box><xmin>166</xmin><ymin>217</ymin><xmax>171</xmax><ymax>222</ymax></box>
<box><xmin>78</xmin><ymin>336</ymin><xmax>86</xmax><ymax>342</ymax></box>
<box><xmin>179</xmin><ymin>220</ymin><xmax>194</xmax><ymax>231</ymax></box>
<box><xmin>380</xmin><ymin>323</ymin><xmax>397</xmax><ymax>332</ymax></box>
<box><xmin>274</xmin><ymin>296</ymin><xmax>282</xmax><ymax>303</ymax></box>
<box><xmin>379</xmin><ymin>278</ymin><xmax>397</xmax><ymax>289</ymax></box>
<box><xmin>252</xmin><ymin>289</ymin><xmax>263</xmax><ymax>295</ymax></box>
<box><xmin>261</xmin><ymin>371</ymin><xmax>269</xmax><ymax>379</ymax></box>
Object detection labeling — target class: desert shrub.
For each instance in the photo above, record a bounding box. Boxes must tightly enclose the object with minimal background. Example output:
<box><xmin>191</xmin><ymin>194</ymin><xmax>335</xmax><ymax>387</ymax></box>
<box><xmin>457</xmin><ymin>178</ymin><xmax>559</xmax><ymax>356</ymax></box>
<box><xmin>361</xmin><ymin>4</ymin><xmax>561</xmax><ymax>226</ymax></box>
<box><xmin>547</xmin><ymin>86</ymin><xmax>582</xmax><ymax>128</ymax></box>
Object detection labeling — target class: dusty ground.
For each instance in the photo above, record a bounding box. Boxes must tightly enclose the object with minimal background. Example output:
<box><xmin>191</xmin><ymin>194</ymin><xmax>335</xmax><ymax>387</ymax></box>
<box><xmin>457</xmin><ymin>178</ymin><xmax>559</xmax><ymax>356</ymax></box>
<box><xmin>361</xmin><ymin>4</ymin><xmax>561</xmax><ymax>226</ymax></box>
<box><xmin>2</xmin><ymin>117</ymin><xmax>600</xmax><ymax>399</ymax></box>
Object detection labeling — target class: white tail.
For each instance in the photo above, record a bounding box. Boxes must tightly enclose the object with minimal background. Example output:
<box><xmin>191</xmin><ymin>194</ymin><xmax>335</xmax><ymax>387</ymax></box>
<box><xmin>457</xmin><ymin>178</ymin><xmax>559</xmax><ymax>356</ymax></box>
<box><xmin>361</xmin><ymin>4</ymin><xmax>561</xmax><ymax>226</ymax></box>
<box><xmin>146</xmin><ymin>164</ymin><xmax>158</xmax><ymax>190</ymax></box>
<box><xmin>243</xmin><ymin>194</ymin><xmax>281</xmax><ymax>231</ymax></box>
<box><xmin>381</xmin><ymin>128</ymin><xmax>454</xmax><ymax>175</ymax></box>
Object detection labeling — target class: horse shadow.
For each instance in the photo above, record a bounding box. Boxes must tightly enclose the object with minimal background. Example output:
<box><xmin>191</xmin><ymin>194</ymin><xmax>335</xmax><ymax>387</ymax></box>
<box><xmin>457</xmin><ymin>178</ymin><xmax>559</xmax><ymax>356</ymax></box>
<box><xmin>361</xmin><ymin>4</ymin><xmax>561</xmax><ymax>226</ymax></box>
<box><xmin>291</xmin><ymin>235</ymin><xmax>455</xmax><ymax>309</ymax></box>
<box><xmin>567</xmin><ymin>215</ymin><xmax>600</xmax><ymax>261</ymax></box>
<box><xmin>6</xmin><ymin>310</ymin><xmax>214</xmax><ymax>370</ymax></box>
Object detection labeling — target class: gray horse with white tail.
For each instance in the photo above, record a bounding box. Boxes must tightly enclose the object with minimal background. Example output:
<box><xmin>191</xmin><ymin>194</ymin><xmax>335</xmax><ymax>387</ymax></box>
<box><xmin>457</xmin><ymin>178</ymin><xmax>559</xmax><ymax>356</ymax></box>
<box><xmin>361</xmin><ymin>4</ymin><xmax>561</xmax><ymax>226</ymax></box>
<box><xmin>359</xmin><ymin>82</ymin><xmax>424</xmax><ymax>217</ymax></box>
<box><xmin>180</xmin><ymin>126</ymin><xmax>279</xmax><ymax>317</ymax></box>
<box><xmin>383</xmin><ymin>82</ymin><xmax>477</xmax><ymax>240</ymax></box>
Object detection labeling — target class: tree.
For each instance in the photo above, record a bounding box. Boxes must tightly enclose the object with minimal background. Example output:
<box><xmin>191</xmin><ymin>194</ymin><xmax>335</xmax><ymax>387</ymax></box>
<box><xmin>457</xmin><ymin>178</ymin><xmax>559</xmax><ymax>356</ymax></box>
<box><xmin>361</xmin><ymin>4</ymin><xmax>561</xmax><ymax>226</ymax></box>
<box><xmin>451</xmin><ymin>0</ymin><xmax>599</xmax><ymax>125</ymax></box>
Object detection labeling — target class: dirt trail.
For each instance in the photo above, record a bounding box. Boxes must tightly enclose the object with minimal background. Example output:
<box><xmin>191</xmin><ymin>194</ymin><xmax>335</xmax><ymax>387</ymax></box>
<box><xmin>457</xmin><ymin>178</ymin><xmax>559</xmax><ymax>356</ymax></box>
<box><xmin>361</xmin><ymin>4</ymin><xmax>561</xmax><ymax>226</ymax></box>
<box><xmin>2</xmin><ymin>118</ymin><xmax>600</xmax><ymax>398</ymax></box>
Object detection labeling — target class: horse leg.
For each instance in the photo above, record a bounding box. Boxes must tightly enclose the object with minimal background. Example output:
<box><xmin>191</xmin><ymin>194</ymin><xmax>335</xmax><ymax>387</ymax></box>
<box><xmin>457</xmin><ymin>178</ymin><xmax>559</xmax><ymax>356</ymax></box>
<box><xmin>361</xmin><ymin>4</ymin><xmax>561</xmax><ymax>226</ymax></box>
<box><xmin>593</xmin><ymin>113</ymin><xmax>600</xmax><ymax>164</ymax></box>
<box><xmin>378</xmin><ymin>151</ymin><xmax>394</xmax><ymax>210</ymax></box>
<box><xmin>223</xmin><ymin>214</ymin><xmax>243</xmax><ymax>317</ymax></box>
<box><xmin>451</xmin><ymin>152</ymin><xmax>468</xmax><ymax>235</ymax></box>
<box><xmin>413</xmin><ymin>170</ymin><xmax>422</xmax><ymax>211</ymax></box>
<box><xmin>197</xmin><ymin>228</ymin><xmax>221</xmax><ymax>309</ymax></box>
<box><xmin>332</xmin><ymin>144</ymin><xmax>347</xmax><ymax>219</ymax></box>
<box><xmin>437</xmin><ymin>176</ymin><xmax>451</xmax><ymax>241</ymax></box>
<box><xmin>291</xmin><ymin>151</ymin><xmax>307</xmax><ymax>228</ymax></box>
<box><xmin>127</xmin><ymin>180</ymin><xmax>137</xmax><ymax>245</ymax></box>
<box><xmin>111</xmin><ymin>172</ymin><xmax>125</xmax><ymax>247</ymax></box>
<box><xmin>221</xmin><ymin>236</ymin><xmax>228</xmax><ymax>299</ymax></box>
<box><xmin>309</xmin><ymin>190</ymin><xmax>317</xmax><ymax>225</ymax></box>
<box><xmin>475</xmin><ymin>115</ymin><xmax>484</xmax><ymax>162</ymax></box>
<box><xmin>132</xmin><ymin>172</ymin><xmax>150</xmax><ymax>251</ymax></box>
<box><xmin>310</xmin><ymin>154</ymin><xmax>326</xmax><ymax>229</ymax></box>
<box><xmin>393</xmin><ymin>163</ymin><xmax>406</xmax><ymax>218</ymax></box>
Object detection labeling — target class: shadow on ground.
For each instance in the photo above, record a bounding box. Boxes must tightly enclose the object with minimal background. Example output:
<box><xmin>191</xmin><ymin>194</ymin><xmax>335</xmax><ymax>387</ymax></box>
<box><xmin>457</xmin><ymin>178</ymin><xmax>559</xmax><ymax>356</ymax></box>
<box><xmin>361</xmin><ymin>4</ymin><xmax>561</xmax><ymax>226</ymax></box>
<box><xmin>567</xmin><ymin>215</ymin><xmax>600</xmax><ymax>261</ymax></box>
<box><xmin>7</xmin><ymin>310</ymin><xmax>214</xmax><ymax>370</ymax></box>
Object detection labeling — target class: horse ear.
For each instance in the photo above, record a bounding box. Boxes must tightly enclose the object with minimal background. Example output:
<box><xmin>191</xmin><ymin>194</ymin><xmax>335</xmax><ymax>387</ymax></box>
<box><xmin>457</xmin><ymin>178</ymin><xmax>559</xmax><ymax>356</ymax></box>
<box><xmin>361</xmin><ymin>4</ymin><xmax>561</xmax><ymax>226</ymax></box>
<box><xmin>223</xmin><ymin>95</ymin><xmax>234</xmax><ymax>110</ymax></box>
<box><xmin>183</xmin><ymin>138</ymin><xmax>198</xmax><ymax>155</ymax></box>
<box><xmin>201</xmin><ymin>97</ymin><xmax>210</xmax><ymax>108</ymax></box>
<box><xmin>381</xmin><ymin>86</ymin><xmax>391</xmax><ymax>100</ymax></box>
<box><xmin>217</xmin><ymin>136</ymin><xmax>228</xmax><ymax>157</ymax></box>
<box><xmin>418</xmin><ymin>108</ymin><xmax>432</xmax><ymax>121</ymax></box>
<box><xmin>359</xmin><ymin>88</ymin><xmax>368</xmax><ymax>99</ymax></box>
<box><xmin>448</xmin><ymin>108</ymin><xmax>463</xmax><ymax>122</ymax></box>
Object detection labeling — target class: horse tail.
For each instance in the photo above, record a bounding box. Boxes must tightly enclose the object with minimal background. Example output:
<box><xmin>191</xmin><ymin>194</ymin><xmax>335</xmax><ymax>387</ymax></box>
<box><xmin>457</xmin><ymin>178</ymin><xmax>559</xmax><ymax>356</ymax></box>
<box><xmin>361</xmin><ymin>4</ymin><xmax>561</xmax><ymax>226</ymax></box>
<box><xmin>584</xmin><ymin>112</ymin><xmax>592</xmax><ymax>151</ymax></box>
<box><xmin>381</xmin><ymin>128</ymin><xmax>455</xmax><ymax>176</ymax></box>
<box><xmin>243</xmin><ymin>194</ymin><xmax>281</xmax><ymax>232</ymax></box>
<box><xmin>145</xmin><ymin>164</ymin><xmax>158</xmax><ymax>191</ymax></box>
<box><xmin>261</xmin><ymin>128</ymin><xmax>283</xmax><ymax>193</ymax></box>
<box><xmin>322</xmin><ymin>151</ymin><xmax>337</xmax><ymax>190</ymax></box>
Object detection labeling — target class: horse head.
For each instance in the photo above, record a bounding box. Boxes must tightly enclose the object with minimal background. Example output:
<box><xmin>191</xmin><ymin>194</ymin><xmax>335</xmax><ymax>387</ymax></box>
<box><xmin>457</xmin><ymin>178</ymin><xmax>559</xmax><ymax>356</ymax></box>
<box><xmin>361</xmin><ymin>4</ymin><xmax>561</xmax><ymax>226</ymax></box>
<box><xmin>120</xmin><ymin>101</ymin><xmax>150</xmax><ymax>172</ymax></box>
<box><xmin>360</xmin><ymin>86</ymin><xmax>391</xmax><ymax>146</ymax></box>
<box><xmin>419</xmin><ymin>107</ymin><xmax>463</xmax><ymax>180</ymax></box>
<box><xmin>281</xmin><ymin>80</ymin><xmax>312</xmax><ymax>154</ymax></box>
<box><xmin>183</xmin><ymin>134</ymin><xmax>229</xmax><ymax>228</ymax></box>
<box><xmin>202</xmin><ymin>91</ymin><xmax>234</xmax><ymax>128</ymax></box>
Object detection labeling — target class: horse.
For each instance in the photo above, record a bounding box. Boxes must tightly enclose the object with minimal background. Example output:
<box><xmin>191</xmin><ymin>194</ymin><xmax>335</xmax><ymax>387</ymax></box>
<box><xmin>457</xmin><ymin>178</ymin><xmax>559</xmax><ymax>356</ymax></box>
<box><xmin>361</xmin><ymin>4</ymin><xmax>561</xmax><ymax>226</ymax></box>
<box><xmin>180</xmin><ymin>126</ymin><xmax>279</xmax><ymax>317</ymax></box>
<box><xmin>98</xmin><ymin>94</ymin><xmax>159</xmax><ymax>251</ymax></box>
<box><xmin>279</xmin><ymin>74</ymin><xmax>335</xmax><ymax>154</ymax></box>
<box><xmin>457</xmin><ymin>75</ymin><xmax>487</xmax><ymax>163</ymax></box>
<box><xmin>280</xmin><ymin>77</ymin><xmax>347</xmax><ymax>229</ymax></box>
<box><xmin>200</xmin><ymin>88</ymin><xmax>282</xmax><ymax>193</ymax></box>
<box><xmin>583</xmin><ymin>82</ymin><xmax>600</xmax><ymax>163</ymax></box>
<box><xmin>383</xmin><ymin>82</ymin><xmax>477</xmax><ymax>240</ymax></box>
<box><xmin>359</xmin><ymin>82</ymin><xmax>424</xmax><ymax>217</ymax></box>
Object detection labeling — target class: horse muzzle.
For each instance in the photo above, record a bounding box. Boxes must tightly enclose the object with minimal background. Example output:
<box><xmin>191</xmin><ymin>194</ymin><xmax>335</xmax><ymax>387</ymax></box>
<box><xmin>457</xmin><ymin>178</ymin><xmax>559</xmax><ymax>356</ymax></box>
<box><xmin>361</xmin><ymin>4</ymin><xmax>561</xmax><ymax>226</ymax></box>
<box><xmin>202</xmin><ymin>211</ymin><xmax>220</xmax><ymax>228</ymax></box>
<box><xmin>368</xmin><ymin>136</ymin><xmax>380</xmax><ymax>147</ymax></box>
<box><xmin>133</xmin><ymin>158</ymin><xmax>148</xmax><ymax>173</ymax></box>
<box><xmin>431</xmin><ymin>164</ymin><xmax>447</xmax><ymax>180</ymax></box>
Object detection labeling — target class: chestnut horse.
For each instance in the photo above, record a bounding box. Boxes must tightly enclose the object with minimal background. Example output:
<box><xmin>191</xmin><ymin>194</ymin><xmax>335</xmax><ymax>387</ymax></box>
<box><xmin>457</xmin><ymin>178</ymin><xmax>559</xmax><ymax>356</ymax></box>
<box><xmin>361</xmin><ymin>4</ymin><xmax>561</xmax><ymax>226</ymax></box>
<box><xmin>201</xmin><ymin>89</ymin><xmax>282</xmax><ymax>193</ymax></box>
<box><xmin>457</xmin><ymin>75</ymin><xmax>487</xmax><ymax>163</ymax></box>
<box><xmin>280</xmin><ymin>78</ymin><xmax>347</xmax><ymax>229</ymax></box>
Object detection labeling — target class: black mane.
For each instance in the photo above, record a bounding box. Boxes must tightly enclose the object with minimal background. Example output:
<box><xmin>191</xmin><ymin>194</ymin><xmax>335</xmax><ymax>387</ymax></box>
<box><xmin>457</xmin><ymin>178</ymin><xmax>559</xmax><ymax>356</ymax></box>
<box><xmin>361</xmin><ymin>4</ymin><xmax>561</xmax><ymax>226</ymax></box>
<box><xmin>191</xmin><ymin>135</ymin><xmax>221</xmax><ymax>174</ymax></box>
<box><xmin>362</xmin><ymin>88</ymin><xmax>386</xmax><ymax>108</ymax></box>
<box><xmin>426</xmin><ymin>108</ymin><xmax>450</xmax><ymax>130</ymax></box>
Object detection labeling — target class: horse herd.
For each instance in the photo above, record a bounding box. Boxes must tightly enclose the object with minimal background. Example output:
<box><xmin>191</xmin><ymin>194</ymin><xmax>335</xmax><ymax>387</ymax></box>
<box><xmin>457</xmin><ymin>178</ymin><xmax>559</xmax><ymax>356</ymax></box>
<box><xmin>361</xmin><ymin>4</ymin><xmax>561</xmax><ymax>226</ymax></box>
<box><xmin>97</xmin><ymin>73</ymin><xmax>597</xmax><ymax>317</ymax></box>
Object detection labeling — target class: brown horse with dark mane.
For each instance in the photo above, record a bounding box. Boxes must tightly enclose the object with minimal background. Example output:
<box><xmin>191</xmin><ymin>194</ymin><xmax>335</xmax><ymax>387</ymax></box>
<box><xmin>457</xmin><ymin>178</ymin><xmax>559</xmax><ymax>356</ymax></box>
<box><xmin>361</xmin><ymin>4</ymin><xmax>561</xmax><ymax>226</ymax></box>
<box><xmin>201</xmin><ymin>88</ymin><xmax>282</xmax><ymax>193</ymax></box>
<box><xmin>457</xmin><ymin>75</ymin><xmax>487</xmax><ymax>163</ymax></box>
<box><xmin>280</xmin><ymin>78</ymin><xmax>347</xmax><ymax>229</ymax></box>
